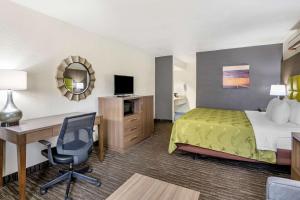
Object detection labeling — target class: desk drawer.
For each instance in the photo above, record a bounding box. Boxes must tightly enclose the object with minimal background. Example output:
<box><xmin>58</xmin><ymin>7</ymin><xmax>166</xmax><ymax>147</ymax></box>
<box><xmin>52</xmin><ymin>125</ymin><xmax>61</xmax><ymax>137</ymax></box>
<box><xmin>26</xmin><ymin>128</ymin><xmax>53</xmax><ymax>143</ymax></box>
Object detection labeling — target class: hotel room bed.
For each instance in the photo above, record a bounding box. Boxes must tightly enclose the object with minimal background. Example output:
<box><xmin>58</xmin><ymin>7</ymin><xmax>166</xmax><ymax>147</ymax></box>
<box><xmin>169</xmin><ymin>108</ymin><xmax>275</xmax><ymax>164</ymax></box>
<box><xmin>168</xmin><ymin>108</ymin><xmax>298</xmax><ymax>165</ymax></box>
<box><xmin>169</xmin><ymin>75</ymin><xmax>300</xmax><ymax>165</ymax></box>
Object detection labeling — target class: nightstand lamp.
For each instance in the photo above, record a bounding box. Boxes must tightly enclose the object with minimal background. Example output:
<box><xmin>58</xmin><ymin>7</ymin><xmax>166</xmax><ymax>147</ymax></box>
<box><xmin>270</xmin><ymin>84</ymin><xmax>287</xmax><ymax>98</ymax></box>
<box><xmin>0</xmin><ymin>70</ymin><xmax>27</xmax><ymax>127</ymax></box>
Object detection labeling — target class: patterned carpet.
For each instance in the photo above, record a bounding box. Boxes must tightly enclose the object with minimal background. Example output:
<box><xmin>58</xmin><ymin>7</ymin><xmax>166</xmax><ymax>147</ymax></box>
<box><xmin>0</xmin><ymin>122</ymin><xmax>290</xmax><ymax>200</ymax></box>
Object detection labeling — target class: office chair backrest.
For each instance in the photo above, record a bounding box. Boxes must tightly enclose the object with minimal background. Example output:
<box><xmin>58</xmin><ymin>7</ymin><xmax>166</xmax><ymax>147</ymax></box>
<box><xmin>57</xmin><ymin>113</ymin><xmax>96</xmax><ymax>164</ymax></box>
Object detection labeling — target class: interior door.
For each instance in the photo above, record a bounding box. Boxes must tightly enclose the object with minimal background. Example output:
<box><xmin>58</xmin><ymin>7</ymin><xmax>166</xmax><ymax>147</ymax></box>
<box><xmin>155</xmin><ymin>56</ymin><xmax>173</xmax><ymax>120</ymax></box>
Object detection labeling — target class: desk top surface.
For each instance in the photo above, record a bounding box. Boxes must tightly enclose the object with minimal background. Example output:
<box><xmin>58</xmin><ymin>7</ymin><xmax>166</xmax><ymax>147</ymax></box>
<box><xmin>106</xmin><ymin>173</ymin><xmax>200</xmax><ymax>200</ymax></box>
<box><xmin>1</xmin><ymin>112</ymin><xmax>95</xmax><ymax>134</ymax></box>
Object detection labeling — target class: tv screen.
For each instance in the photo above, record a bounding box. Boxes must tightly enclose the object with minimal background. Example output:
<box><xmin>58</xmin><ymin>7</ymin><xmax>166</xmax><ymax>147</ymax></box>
<box><xmin>114</xmin><ymin>75</ymin><xmax>134</xmax><ymax>95</ymax></box>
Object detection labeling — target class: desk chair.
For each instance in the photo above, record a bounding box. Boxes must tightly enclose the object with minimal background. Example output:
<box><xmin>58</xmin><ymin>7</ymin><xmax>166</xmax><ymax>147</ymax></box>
<box><xmin>39</xmin><ymin>113</ymin><xmax>101</xmax><ymax>200</ymax></box>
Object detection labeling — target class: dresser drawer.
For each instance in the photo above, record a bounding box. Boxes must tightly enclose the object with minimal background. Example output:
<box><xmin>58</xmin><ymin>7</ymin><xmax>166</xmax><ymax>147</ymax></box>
<box><xmin>124</xmin><ymin>128</ymin><xmax>141</xmax><ymax>148</ymax></box>
<box><xmin>124</xmin><ymin>114</ymin><xmax>141</xmax><ymax>129</ymax></box>
<box><xmin>124</xmin><ymin>125</ymin><xmax>141</xmax><ymax>136</ymax></box>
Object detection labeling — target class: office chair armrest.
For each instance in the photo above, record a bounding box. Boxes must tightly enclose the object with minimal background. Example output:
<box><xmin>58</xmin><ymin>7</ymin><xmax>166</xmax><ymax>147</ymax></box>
<box><xmin>39</xmin><ymin>140</ymin><xmax>51</xmax><ymax>147</ymax></box>
<box><xmin>39</xmin><ymin>140</ymin><xmax>56</xmax><ymax>165</ymax></box>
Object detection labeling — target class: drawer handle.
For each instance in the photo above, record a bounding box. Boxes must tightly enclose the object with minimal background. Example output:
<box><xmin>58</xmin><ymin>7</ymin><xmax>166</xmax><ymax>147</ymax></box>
<box><xmin>130</xmin><ymin>136</ymin><xmax>138</xmax><ymax>141</ymax></box>
<box><xmin>130</xmin><ymin>118</ymin><xmax>138</xmax><ymax>121</ymax></box>
<box><xmin>130</xmin><ymin>127</ymin><xmax>137</xmax><ymax>131</ymax></box>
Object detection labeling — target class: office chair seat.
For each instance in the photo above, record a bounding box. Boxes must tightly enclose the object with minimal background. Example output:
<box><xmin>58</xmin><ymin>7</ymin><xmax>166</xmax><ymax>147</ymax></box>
<box><xmin>42</xmin><ymin>148</ymin><xmax>73</xmax><ymax>164</ymax></box>
<box><xmin>41</xmin><ymin>147</ymin><xmax>93</xmax><ymax>164</ymax></box>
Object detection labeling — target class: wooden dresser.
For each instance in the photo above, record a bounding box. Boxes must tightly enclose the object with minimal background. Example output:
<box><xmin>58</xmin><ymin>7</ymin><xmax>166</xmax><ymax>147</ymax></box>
<box><xmin>99</xmin><ymin>95</ymin><xmax>154</xmax><ymax>153</ymax></box>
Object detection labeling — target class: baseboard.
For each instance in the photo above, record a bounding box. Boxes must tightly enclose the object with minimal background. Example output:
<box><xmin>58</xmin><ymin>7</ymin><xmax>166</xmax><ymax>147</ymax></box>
<box><xmin>2</xmin><ymin>161</ymin><xmax>49</xmax><ymax>185</ymax></box>
<box><xmin>154</xmin><ymin>119</ymin><xmax>172</xmax><ymax>123</ymax></box>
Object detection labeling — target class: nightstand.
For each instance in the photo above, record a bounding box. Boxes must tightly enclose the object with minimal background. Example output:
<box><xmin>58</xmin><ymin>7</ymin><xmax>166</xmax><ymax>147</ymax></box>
<box><xmin>291</xmin><ymin>132</ymin><xmax>300</xmax><ymax>180</ymax></box>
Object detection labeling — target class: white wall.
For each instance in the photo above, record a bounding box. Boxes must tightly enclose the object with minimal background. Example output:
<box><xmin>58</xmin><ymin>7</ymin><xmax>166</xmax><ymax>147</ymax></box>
<box><xmin>185</xmin><ymin>63</ymin><xmax>196</xmax><ymax>109</ymax></box>
<box><xmin>0</xmin><ymin>1</ymin><xmax>155</xmax><ymax>176</ymax></box>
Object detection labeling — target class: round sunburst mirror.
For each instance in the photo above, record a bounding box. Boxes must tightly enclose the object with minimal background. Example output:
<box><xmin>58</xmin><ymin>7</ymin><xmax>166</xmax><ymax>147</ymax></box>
<box><xmin>56</xmin><ymin>56</ymin><xmax>96</xmax><ymax>101</ymax></box>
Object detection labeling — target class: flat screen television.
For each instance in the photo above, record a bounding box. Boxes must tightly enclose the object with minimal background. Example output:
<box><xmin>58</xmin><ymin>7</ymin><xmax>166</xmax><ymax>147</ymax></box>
<box><xmin>114</xmin><ymin>75</ymin><xmax>134</xmax><ymax>95</ymax></box>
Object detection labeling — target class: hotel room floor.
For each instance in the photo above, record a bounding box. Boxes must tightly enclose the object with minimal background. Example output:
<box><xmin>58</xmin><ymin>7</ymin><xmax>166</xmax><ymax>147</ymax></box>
<box><xmin>0</xmin><ymin>122</ymin><xmax>290</xmax><ymax>200</ymax></box>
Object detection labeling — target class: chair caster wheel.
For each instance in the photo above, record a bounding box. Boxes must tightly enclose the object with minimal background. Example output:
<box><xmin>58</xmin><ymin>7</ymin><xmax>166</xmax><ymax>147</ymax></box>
<box><xmin>87</xmin><ymin>168</ymin><xmax>93</xmax><ymax>173</ymax></box>
<box><xmin>40</xmin><ymin>188</ymin><xmax>48</xmax><ymax>195</ymax></box>
<box><xmin>96</xmin><ymin>181</ymin><xmax>101</xmax><ymax>187</ymax></box>
<box><xmin>65</xmin><ymin>197</ymin><xmax>72</xmax><ymax>200</ymax></box>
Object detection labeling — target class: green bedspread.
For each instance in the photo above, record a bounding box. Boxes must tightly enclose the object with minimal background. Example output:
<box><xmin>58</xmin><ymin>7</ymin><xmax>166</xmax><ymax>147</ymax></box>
<box><xmin>168</xmin><ymin>108</ymin><xmax>276</xmax><ymax>163</ymax></box>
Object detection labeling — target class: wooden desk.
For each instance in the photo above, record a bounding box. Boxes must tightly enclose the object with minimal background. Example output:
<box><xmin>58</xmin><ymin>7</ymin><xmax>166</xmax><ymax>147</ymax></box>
<box><xmin>0</xmin><ymin>112</ymin><xmax>104</xmax><ymax>200</ymax></box>
<box><xmin>106</xmin><ymin>173</ymin><xmax>200</xmax><ymax>200</ymax></box>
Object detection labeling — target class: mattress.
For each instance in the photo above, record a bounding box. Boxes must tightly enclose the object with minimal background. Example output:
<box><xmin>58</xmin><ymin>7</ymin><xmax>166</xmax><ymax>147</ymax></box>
<box><xmin>168</xmin><ymin>108</ymin><xmax>276</xmax><ymax>163</ymax></box>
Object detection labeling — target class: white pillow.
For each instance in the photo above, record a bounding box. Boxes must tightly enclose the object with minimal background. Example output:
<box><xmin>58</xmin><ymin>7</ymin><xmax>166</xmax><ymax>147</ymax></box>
<box><xmin>283</xmin><ymin>97</ymin><xmax>296</xmax><ymax>107</ymax></box>
<box><xmin>270</xmin><ymin>100</ymin><xmax>290</xmax><ymax>124</ymax></box>
<box><xmin>266</xmin><ymin>98</ymin><xmax>279</xmax><ymax>119</ymax></box>
<box><xmin>289</xmin><ymin>101</ymin><xmax>300</xmax><ymax>125</ymax></box>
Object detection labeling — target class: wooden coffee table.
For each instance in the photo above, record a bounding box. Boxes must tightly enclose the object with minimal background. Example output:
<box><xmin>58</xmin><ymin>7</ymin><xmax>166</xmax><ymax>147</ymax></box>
<box><xmin>106</xmin><ymin>173</ymin><xmax>200</xmax><ymax>200</ymax></box>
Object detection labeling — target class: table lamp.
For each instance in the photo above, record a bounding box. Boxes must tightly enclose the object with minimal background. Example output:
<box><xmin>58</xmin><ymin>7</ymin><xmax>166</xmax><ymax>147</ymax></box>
<box><xmin>270</xmin><ymin>85</ymin><xmax>287</xmax><ymax>98</ymax></box>
<box><xmin>0</xmin><ymin>70</ymin><xmax>27</xmax><ymax>127</ymax></box>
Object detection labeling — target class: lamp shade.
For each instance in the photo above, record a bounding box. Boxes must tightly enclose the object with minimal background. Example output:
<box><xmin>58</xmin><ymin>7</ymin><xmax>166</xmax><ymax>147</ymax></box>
<box><xmin>0</xmin><ymin>70</ymin><xmax>27</xmax><ymax>90</ymax></box>
<box><xmin>270</xmin><ymin>85</ymin><xmax>286</xmax><ymax>96</ymax></box>
<box><xmin>75</xmin><ymin>82</ymin><xmax>84</xmax><ymax>89</ymax></box>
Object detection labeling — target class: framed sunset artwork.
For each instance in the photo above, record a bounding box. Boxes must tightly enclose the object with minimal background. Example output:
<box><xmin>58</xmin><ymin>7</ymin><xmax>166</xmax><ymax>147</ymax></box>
<box><xmin>223</xmin><ymin>65</ymin><xmax>250</xmax><ymax>88</ymax></box>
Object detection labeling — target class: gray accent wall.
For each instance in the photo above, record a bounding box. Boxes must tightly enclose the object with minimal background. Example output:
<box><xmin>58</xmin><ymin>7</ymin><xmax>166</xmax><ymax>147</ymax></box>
<box><xmin>155</xmin><ymin>56</ymin><xmax>173</xmax><ymax>120</ymax></box>
<box><xmin>196</xmin><ymin>44</ymin><xmax>283</xmax><ymax>110</ymax></box>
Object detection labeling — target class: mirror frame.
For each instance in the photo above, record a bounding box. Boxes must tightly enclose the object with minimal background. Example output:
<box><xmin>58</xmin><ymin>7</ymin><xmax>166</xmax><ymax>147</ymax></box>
<box><xmin>56</xmin><ymin>56</ymin><xmax>96</xmax><ymax>101</ymax></box>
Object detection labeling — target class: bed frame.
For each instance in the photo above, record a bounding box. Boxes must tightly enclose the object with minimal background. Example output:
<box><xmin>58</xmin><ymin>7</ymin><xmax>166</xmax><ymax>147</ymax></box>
<box><xmin>176</xmin><ymin>144</ymin><xmax>291</xmax><ymax>165</ymax></box>
<box><xmin>175</xmin><ymin>75</ymin><xmax>300</xmax><ymax>166</ymax></box>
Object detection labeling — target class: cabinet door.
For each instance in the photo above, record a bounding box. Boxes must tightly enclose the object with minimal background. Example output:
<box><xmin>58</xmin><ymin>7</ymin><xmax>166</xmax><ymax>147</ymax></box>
<box><xmin>142</xmin><ymin>96</ymin><xmax>154</xmax><ymax>139</ymax></box>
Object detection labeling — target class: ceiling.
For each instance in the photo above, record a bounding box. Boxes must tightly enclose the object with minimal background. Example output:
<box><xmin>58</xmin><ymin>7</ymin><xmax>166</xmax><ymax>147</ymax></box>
<box><xmin>10</xmin><ymin>0</ymin><xmax>300</xmax><ymax>63</ymax></box>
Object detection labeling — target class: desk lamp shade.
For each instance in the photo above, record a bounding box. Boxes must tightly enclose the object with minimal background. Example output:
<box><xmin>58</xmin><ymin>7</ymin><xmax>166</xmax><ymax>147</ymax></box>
<box><xmin>0</xmin><ymin>70</ymin><xmax>27</xmax><ymax>127</ymax></box>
